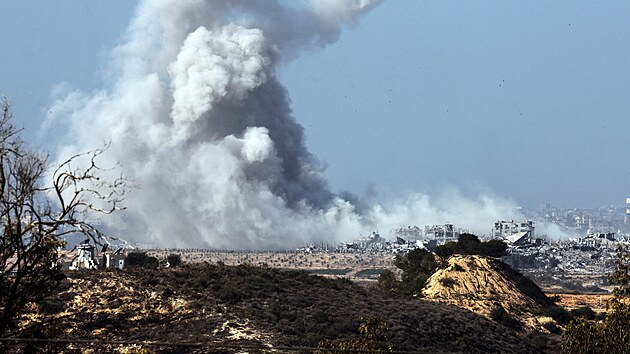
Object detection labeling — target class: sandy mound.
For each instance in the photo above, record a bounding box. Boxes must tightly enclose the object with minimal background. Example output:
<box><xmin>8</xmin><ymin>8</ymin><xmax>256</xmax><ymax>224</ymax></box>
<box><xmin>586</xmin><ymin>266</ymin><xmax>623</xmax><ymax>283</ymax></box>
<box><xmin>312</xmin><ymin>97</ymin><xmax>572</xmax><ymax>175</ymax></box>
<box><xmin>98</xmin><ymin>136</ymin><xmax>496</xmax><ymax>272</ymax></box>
<box><xmin>422</xmin><ymin>255</ymin><xmax>554</xmax><ymax>328</ymax></box>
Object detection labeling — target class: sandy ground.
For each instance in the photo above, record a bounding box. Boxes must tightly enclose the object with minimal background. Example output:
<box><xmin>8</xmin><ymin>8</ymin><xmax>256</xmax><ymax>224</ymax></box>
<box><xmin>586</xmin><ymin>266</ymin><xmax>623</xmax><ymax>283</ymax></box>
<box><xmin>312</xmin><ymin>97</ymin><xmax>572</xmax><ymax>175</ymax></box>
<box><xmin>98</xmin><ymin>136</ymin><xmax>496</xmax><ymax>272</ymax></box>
<box><xmin>148</xmin><ymin>250</ymin><xmax>397</xmax><ymax>280</ymax></box>
<box><xmin>545</xmin><ymin>292</ymin><xmax>614</xmax><ymax>312</ymax></box>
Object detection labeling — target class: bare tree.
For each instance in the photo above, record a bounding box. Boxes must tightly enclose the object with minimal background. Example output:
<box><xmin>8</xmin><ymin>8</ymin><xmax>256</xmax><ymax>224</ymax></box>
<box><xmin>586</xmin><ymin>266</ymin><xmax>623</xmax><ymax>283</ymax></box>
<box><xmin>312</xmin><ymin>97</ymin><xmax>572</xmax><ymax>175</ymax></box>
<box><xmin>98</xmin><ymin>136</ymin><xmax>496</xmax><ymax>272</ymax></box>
<box><xmin>0</xmin><ymin>98</ymin><xmax>128</xmax><ymax>336</ymax></box>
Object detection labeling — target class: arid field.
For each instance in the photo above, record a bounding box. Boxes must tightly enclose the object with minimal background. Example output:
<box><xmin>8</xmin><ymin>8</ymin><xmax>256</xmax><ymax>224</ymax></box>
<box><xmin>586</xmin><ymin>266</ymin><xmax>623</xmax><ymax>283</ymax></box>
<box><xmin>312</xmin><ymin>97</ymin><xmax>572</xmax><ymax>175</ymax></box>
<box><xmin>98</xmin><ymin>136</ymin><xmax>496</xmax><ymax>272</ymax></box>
<box><xmin>148</xmin><ymin>250</ymin><xmax>397</xmax><ymax>280</ymax></box>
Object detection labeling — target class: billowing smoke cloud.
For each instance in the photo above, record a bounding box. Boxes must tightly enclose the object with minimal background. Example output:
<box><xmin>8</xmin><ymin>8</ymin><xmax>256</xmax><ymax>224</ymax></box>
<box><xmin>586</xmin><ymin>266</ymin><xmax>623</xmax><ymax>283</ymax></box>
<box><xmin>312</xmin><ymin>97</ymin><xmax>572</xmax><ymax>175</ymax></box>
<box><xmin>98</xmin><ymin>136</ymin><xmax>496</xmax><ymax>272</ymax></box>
<box><xmin>535</xmin><ymin>222</ymin><xmax>581</xmax><ymax>241</ymax></box>
<box><xmin>44</xmin><ymin>0</ymin><xmax>533</xmax><ymax>249</ymax></box>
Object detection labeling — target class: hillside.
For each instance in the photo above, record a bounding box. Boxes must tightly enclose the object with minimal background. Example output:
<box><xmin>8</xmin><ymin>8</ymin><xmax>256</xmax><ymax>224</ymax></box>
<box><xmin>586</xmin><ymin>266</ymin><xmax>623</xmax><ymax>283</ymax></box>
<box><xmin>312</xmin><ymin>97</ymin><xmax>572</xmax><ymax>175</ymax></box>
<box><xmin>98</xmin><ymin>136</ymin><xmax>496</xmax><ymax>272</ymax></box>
<box><xmin>10</xmin><ymin>263</ymin><xmax>558</xmax><ymax>353</ymax></box>
<box><xmin>423</xmin><ymin>255</ymin><xmax>556</xmax><ymax>329</ymax></box>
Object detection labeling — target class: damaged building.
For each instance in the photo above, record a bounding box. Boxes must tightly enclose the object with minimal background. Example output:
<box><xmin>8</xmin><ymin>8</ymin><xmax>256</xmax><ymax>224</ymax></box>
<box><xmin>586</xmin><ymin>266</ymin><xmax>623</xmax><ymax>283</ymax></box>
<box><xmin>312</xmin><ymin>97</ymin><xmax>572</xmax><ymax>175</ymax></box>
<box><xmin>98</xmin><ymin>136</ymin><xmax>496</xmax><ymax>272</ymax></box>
<box><xmin>61</xmin><ymin>241</ymin><xmax>127</xmax><ymax>271</ymax></box>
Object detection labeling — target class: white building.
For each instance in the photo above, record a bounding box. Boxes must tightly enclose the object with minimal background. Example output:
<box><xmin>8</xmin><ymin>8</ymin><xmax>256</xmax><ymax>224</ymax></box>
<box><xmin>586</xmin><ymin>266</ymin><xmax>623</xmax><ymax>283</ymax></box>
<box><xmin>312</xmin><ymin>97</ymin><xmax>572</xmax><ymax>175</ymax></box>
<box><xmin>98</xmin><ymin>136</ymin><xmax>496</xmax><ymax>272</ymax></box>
<box><xmin>69</xmin><ymin>243</ymin><xmax>99</xmax><ymax>270</ymax></box>
<box><xmin>424</xmin><ymin>224</ymin><xmax>459</xmax><ymax>245</ymax></box>
<box><xmin>393</xmin><ymin>225</ymin><xmax>422</xmax><ymax>243</ymax></box>
<box><xmin>103</xmin><ymin>253</ymin><xmax>126</xmax><ymax>269</ymax></box>
<box><xmin>492</xmin><ymin>220</ymin><xmax>535</xmax><ymax>243</ymax></box>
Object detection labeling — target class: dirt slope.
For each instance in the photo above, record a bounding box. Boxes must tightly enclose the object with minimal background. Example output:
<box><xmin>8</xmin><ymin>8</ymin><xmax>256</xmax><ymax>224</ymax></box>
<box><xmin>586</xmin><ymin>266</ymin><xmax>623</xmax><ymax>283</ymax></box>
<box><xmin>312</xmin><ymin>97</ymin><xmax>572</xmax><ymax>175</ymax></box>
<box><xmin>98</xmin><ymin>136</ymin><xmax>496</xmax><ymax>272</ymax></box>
<box><xmin>423</xmin><ymin>255</ymin><xmax>555</xmax><ymax>328</ymax></box>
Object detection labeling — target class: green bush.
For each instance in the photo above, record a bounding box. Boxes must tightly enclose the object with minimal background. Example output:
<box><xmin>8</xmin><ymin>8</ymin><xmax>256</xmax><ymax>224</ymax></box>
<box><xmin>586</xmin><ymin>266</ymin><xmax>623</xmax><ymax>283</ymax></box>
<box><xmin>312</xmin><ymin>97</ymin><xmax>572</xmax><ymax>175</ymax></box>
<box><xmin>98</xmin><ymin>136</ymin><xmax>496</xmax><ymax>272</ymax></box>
<box><xmin>397</xmin><ymin>274</ymin><xmax>430</xmax><ymax>295</ymax></box>
<box><xmin>125</xmin><ymin>252</ymin><xmax>159</xmax><ymax>269</ymax></box>
<box><xmin>542</xmin><ymin>321</ymin><xmax>562</xmax><ymax>334</ymax></box>
<box><xmin>458</xmin><ymin>233</ymin><xmax>482</xmax><ymax>254</ymax></box>
<box><xmin>125</xmin><ymin>252</ymin><xmax>149</xmax><ymax>267</ymax></box>
<box><xmin>435</xmin><ymin>241</ymin><xmax>462</xmax><ymax>258</ymax></box>
<box><xmin>544</xmin><ymin>306</ymin><xmax>574</xmax><ymax>326</ymax></box>
<box><xmin>393</xmin><ymin>248</ymin><xmax>438</xmax><ymax>295</ymax></box>
<box><xmin>434</xmin><ymin>233</ymin><xmax>507</xmax><ymax>258</ymax></box>
<box><xmin>490</xmin><ymin>305</ymin><xmax>522</xmax><ymax>331</ymax></box>
<box><xmin>562</xmin><ymin>245</ymin><xmax>630</xmax><ymax>354</ymax></box>
<box><xmin>377</xmin><ymin>269</ymin><xmax>398</xmax><ymax>292</ymax></box>
<box><xmin>316</xmin><ymin>316</ymin><xmax>393</xmax><ymax>353</ymax></box>
<box><xmin>166</xmin><ymin>253</ymin><xmax>182</xmax><ymax>267</ymax></box>
<box><xmin>482</xmin><ymin>239</ymin><xmax>509</xmax><ymax>257</ymax></box>
<box><xmin>569</xmin><ymin>306</ymin><xmax>595</xmax><ymax>320</ymax></box>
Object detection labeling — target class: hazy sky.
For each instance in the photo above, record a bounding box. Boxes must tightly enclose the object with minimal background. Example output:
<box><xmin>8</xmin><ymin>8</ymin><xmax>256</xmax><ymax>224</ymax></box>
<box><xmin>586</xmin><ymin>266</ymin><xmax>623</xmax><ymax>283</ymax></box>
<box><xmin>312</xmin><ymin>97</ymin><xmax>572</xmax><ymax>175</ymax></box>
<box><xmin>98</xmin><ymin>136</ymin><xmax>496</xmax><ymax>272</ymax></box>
<box><xmin>2</xmin><ymin>1</ymin><xmax>630</xmax><ymax>209</ymax></box>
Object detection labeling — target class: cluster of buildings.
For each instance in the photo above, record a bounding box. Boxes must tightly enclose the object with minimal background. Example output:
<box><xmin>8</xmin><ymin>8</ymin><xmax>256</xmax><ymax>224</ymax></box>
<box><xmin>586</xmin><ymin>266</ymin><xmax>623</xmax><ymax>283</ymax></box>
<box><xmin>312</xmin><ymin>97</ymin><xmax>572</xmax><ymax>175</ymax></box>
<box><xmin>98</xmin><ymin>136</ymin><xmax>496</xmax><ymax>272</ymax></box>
<box><xmin>58</xmin><ymin>241</ymin><xmax>127</xmax><ymax>271</ymax></box>
<box><xmin>501</xmin><ymin>226</ymin><xmax>628</xmax><ymax>275</ymax></box>
<box><xmin>521</xmin><ymin>200</ymin><xmax>630</xmax><ymax>236</ymax></box>
<box><xmin>371</xmin><ymin>221</ymin><xmax>536</xmax><ymax>253</ymax></box>
<box><xmin>297</xmin><ymin>223</ymin><xmax>471</xmax><ymax>254</ymax></box>
<box><xmin>56</xmin><ymin>200</ymin><xmax>630</xmax><ymax>277</ymax></box>
<box><xmin>498</xmin><ymin>200</ymin><xmax>630</xmax><ymax>276</ymax></box>
<box><xmin>297</xmin><ymin>209</ymin><xmax>629</xmax><ymax>278</ymax></box>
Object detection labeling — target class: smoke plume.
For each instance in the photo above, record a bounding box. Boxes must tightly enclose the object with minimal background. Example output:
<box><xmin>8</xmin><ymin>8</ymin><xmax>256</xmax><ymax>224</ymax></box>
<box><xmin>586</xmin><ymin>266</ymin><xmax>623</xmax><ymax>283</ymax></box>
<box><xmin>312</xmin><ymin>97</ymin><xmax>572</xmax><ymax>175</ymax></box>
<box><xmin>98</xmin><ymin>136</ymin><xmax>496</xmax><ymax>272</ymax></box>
<box><xmin>44</xmin><ymin>0</ymin><xmax>533</xmax><ymax>249</ymax></box>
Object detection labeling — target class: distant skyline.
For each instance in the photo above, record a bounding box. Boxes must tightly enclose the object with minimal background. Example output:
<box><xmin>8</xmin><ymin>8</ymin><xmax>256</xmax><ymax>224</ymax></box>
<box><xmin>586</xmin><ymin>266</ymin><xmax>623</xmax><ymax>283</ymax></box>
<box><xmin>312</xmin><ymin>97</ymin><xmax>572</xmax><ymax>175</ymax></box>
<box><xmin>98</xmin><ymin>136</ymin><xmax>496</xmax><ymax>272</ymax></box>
<box><xmin>2</xmin><ymin>1</ymin><xmax>630</xmax><ymax>209</ymax></box>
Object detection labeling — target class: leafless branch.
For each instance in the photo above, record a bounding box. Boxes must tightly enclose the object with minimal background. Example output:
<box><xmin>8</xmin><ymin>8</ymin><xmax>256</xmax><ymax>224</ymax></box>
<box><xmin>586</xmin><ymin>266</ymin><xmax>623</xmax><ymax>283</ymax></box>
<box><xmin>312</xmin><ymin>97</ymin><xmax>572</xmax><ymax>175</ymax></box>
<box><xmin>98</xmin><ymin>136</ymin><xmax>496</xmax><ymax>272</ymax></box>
<box><xmin>0</xmin><ymin>99</ymin><xmax>130</xmax><ymax>335</ymax></box>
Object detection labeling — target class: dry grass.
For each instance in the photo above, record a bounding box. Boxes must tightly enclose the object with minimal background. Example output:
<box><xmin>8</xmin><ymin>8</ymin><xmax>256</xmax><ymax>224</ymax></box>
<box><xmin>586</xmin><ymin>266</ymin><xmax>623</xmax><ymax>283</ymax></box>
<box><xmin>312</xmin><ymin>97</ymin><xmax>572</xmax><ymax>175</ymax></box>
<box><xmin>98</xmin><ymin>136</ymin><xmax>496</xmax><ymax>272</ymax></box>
<box><xmin>548</xmin><ymin>293</ymin><xmax>613</xmax><ymax>312</ymax></box>
<box><xmin>150</xmin><ymin>250</ymin><xmax>395</xmax><ymax>274</ymax></box>
<box><xmin>9</xmin><ymin>263</ymin><xmax>559</xmax><ymax>353</ymax></box>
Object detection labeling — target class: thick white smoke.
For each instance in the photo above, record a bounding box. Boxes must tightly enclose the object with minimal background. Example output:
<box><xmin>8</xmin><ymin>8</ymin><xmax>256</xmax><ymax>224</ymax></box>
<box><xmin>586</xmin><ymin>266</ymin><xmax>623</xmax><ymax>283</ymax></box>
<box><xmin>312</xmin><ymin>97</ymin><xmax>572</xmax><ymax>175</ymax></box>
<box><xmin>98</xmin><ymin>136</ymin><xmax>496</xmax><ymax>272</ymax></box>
<box><xmin>535</xmin><ymin>222</ymin><xmax>582</xmax><ymax>241</ymax></box>
<box><xmin>44</xmin><ymin>0</ymin><xmax>529</xmax><ymax>249</ymax></box>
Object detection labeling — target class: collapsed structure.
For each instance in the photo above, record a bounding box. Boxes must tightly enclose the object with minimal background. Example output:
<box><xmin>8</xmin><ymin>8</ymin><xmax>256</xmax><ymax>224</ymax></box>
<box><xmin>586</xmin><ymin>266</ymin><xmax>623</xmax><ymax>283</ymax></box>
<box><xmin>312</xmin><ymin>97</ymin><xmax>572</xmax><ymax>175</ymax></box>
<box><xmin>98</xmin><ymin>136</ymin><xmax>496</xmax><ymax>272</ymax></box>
<box><xmin>492</xmin><ymin>220</ymin><xmax>535</xmax><ymax>245</ymax></box>
<box><xmin>424</xmin><ymin>224</ymin><xmax>459</xmax><ymax>246</ymax></box>
<box><xmin>297</xmin><ymin>216</ymin><xmax>629</xmax><ymax>283</ymax></box>
<box><xmin>61</xmin><ymin>241</ymin><xmax>126</xmax><ymax>271</ymax></box>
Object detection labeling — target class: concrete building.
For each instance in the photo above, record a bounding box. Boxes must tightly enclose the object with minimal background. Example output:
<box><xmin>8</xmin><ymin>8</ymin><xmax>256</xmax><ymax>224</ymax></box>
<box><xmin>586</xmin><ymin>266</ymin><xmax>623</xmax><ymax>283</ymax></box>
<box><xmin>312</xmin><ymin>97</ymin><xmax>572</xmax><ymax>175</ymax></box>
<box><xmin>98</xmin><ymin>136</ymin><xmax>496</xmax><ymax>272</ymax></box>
<box><xmin>425</xmin><ymin>224</ymin><xmax>459</xmax><ymax>245</ymax></box>
<box><xmin>492</xmin><ymin>220</ymin><xmax>535</xmax><ymax>240</ymax></box>
<box><xmin>69</xmin><ymin>243</ymin><xmax>99</xmax><ymax>270</ymax></box>
<box><xmin>64</xmin><ymin>242</ymin><xmax>127</xmax><ymax>270</ymax></box>
<box><xmin>393</xmin><ymin>225</ymin><xmax>422</xmax><ymax>243</ymax></box>
<box><xmin>103</xmin><ymin>253</ymin><xmax>126</xmax><ymax>269</ymax></box>
<box><xmin>586</xmin><ymin>230</ymin><xmax>616</xmax><ymax>241</ymax></box>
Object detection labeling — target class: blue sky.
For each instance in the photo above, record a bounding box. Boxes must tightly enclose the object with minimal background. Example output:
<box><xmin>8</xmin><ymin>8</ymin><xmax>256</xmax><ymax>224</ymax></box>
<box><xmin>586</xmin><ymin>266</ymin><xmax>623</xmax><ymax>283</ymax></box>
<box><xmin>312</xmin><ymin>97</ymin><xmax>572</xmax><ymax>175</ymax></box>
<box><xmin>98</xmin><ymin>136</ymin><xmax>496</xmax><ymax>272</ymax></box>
<box><xmin>2</xmin><ymin>1</ymin><xmax>630</xmax><ymax>209</ymax></box>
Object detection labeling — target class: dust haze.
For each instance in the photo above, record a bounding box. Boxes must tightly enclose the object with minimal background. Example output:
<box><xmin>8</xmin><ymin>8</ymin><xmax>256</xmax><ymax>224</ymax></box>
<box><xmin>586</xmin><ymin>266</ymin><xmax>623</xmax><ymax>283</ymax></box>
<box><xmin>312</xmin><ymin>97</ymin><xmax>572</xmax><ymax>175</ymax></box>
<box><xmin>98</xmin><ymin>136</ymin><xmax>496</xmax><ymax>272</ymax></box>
<box><xmin>44</xmin><ymin>0</ymin><xmax>541</xmax><ymax>249</ymax></box>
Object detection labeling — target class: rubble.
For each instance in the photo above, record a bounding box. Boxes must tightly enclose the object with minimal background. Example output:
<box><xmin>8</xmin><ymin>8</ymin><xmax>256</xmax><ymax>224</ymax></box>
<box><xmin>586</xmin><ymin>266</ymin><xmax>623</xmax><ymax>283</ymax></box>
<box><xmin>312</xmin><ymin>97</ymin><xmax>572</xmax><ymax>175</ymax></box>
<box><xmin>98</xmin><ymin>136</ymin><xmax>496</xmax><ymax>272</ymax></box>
<box><xmin>292</xmin><ymin>217</ymin><xmax>629</xmax><ymax>284</ymax></box>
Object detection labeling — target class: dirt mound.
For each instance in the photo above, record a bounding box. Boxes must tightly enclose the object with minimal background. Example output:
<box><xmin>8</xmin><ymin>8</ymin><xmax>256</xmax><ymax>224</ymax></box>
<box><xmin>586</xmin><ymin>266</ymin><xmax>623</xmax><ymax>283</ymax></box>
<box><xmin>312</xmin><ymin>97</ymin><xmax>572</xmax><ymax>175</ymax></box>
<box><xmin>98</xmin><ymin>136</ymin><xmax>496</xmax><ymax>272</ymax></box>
<box><xmin>10</xmin><ymin>263</ymin><xmax>558</xmax><ymax>353</ymax></box>
<box><xmin>423</xmin><ymin>255</ymin><xmax>554</xmax><ymax>328</ymax></box>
